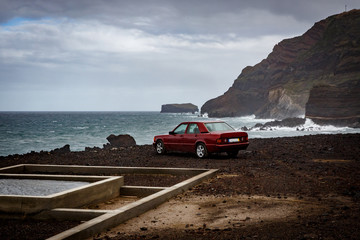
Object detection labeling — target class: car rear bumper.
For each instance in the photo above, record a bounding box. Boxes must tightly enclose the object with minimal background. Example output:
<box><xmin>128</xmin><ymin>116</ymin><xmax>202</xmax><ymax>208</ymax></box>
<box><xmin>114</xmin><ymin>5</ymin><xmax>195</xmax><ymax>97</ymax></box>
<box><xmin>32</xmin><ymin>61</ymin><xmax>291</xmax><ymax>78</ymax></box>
<box><xmin>209</xmin><ymin>142</ymin><xmax>249</xmax><ymax>153</ymax></box>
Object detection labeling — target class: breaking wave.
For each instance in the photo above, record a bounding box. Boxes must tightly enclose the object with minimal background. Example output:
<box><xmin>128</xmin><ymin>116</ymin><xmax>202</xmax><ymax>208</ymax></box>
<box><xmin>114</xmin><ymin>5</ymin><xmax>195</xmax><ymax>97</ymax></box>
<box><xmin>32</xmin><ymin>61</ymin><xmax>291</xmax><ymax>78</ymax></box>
<box><xmin>251</xmin><ymin>118</ymin><xmax>350</xmax><ymax>132</ymax></box>
<box><xmin>246</xmin><ymin>118</ymin><xmax>359</xmax><ymax>139</ymax></box>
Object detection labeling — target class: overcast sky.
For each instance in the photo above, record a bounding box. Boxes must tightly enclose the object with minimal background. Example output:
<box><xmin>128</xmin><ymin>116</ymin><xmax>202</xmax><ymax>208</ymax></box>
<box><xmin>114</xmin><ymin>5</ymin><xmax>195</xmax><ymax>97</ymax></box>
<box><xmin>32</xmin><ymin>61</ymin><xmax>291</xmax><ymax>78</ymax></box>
<box><xmin>1</xmin><ymin>0</ymin><xmax>359</xmax><ymax>111</ymax></box>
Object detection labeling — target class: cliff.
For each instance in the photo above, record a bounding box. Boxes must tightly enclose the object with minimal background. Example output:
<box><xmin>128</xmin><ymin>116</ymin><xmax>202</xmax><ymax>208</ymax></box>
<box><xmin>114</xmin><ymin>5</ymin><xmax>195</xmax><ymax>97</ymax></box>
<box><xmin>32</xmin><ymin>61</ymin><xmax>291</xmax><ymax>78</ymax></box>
<box><xmin>305</xmin><ymin>82</ymin><xmax>360</xmax><ymax>126</ymax></box>
<box><xmin>201</xmin><ymin>10</ymin><xmax>360</xmax><ymax>120</ymax></box>
<box><xmin>161</xmin><ymin>103</ymin><xmax>199</xmax><ymax>113</ymax></box>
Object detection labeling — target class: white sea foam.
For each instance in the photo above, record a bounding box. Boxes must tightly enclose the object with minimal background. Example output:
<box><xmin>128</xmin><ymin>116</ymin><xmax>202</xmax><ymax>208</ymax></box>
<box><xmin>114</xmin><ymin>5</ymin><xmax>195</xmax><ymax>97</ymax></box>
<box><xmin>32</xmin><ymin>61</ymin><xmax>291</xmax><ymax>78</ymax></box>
<box><xmin>295</xmin><ymin>118</ymin><xmax>349</xmax><ymax>132</ymax></box>
<box><xmin>72</xmin><ymin>126</ymin><xmax>89</xmax><ymax>130</ymax></box>
<box><xmin>201</xmin><ymin>112</ymin><xmax>209</xmax><ymax>118</ymax></box>
<box><xmin>249</xmin><ymin>118</ymin><xmax>354</xmax><ymax>135</ymax></box>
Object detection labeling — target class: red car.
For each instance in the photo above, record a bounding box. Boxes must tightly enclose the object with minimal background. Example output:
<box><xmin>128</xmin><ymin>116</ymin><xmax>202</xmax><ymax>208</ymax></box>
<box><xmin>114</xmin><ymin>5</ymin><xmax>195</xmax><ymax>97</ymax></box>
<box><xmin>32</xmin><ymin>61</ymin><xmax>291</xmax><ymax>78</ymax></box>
<box><xmin>153</xmin><ymin>121</ymin><xmax>249</xmax><ymax>158</ymax></box>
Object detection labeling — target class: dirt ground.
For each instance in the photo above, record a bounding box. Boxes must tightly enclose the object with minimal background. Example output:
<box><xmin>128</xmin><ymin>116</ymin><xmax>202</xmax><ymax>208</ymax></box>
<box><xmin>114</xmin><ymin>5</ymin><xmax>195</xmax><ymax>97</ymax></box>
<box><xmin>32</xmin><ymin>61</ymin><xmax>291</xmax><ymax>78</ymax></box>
<box><xmin>0</xmin><ymin>133</ymin><xmax>360</xmax><ymax>239</ymax></box>
<box><xmin>94</xmin><ymin>193</ymin><xmax>330</xmax><ymax>240</ymax></box>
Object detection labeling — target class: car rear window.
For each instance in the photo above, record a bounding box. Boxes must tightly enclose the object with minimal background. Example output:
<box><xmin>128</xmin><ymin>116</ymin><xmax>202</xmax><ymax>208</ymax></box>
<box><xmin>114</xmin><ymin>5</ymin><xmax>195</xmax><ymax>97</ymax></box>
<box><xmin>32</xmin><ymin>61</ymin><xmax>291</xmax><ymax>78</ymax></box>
<box><xmin>204</xmin><ymin>122</ymin><xmax>234</xmax><ymax>132</ymax></box>
<box><xmin>187</xmin><ymin>123</ymin><xmax>200</xmax><ymax>134</ymax></box>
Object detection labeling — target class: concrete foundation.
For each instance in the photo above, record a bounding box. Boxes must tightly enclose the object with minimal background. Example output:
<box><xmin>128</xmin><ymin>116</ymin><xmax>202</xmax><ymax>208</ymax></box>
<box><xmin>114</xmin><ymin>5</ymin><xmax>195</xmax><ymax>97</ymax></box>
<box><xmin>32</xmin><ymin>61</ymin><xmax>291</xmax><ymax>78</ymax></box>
<box><xmin>0</xmin><ymin>174</ymin><xmax>123</xmax><ymax>214</ymax></box>
<box><xmin>0</xmin><ymin>164</ymin><xmax>217</xmax><ymax>240</ymax></box>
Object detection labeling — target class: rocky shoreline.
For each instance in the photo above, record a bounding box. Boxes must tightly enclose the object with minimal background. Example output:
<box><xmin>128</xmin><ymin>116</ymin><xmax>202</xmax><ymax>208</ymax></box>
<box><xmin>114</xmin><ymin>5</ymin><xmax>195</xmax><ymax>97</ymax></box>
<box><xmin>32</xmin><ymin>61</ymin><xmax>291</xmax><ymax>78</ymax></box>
<box><xmin>241</xmin><ymin>117</ymin><xmax>360</xmax><ymax>132</ymax></box>
<box><xmin>0</xmin><ymin>133</ymin><xmax>360</xmax><ymax>239</ymax></box>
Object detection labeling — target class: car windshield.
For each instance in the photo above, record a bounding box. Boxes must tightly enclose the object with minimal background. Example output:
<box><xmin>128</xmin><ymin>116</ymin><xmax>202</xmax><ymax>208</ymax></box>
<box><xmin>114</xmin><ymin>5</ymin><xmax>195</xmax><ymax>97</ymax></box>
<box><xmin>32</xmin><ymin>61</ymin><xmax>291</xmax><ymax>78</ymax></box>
<box><xmin>204</xmin><ymin>122</ymin><xmax>234</xmax><ymax>132</ymax></box>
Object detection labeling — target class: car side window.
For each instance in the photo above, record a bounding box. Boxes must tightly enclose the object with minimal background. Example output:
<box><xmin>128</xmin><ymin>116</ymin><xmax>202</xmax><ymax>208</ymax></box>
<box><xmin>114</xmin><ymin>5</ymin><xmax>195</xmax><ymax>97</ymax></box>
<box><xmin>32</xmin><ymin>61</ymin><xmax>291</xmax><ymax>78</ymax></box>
<box><xmin>187</xmin><ymin>123</ymin><xmax>200</xmax><ymax>134</ymax></box>
<box><xmin>173</xmin><ymin>123</ymin><xmax>188</xmax><ymax>134</ymax></box>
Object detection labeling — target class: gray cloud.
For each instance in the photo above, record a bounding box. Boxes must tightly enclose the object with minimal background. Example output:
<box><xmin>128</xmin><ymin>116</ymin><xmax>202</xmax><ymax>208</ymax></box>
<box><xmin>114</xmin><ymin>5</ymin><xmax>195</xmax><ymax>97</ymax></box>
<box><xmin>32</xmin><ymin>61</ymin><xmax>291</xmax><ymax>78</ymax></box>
<box><xmin>1</xmin><ymin>0</ymin><xmax>355</xmax><ymax>33</ymax></box>
<box><xmin>1</xmin><ymin>0</ymin><xmax>359</xmax><ymax>111</ymax></box>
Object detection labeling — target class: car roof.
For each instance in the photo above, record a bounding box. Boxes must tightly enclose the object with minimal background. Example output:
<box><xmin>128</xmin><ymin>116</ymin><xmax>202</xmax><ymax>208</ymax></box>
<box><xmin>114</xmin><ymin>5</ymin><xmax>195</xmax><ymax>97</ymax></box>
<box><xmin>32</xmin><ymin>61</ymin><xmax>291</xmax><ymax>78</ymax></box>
<box><xmin>180</xmin><ymin>121</ymin><xmax>224</xmax><ymax>124</ymax></box>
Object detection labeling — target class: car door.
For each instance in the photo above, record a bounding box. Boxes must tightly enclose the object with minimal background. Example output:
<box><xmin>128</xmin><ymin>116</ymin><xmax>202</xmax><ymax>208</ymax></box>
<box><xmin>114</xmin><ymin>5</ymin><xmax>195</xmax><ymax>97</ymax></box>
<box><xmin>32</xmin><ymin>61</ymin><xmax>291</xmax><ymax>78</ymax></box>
<box><xmin>182</xmin><ymin>123</ymin><xmax>200</xmax><ymax>152</ymax></box>
<box><xmin>167</xmin><ymin>123</ymin><xmax>188</xmax><ymax>151</ymax></box>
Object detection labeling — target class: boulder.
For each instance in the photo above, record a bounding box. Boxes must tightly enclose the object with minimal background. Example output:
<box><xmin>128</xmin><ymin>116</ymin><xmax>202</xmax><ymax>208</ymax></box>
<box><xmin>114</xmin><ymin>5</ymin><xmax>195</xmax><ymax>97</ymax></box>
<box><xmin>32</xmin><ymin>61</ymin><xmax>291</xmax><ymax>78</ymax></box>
<box><xmin>105</xmin><ymin>134</ymin><xmax>136</xmax><ymax>148</ymax></box>
<box><xmin>51</xmin><ymin>144</ymin><xmax>71</xmax><ymax>154</ymax></box>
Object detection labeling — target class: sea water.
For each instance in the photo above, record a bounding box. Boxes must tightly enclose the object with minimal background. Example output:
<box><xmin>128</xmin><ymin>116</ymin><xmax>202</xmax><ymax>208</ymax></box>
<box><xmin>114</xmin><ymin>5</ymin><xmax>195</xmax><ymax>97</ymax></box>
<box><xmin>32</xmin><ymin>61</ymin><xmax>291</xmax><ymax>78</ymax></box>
<box><xmin>0</xmin><ymin>111</ymin><xmax>359</xmax><ymax>156</ymax></box>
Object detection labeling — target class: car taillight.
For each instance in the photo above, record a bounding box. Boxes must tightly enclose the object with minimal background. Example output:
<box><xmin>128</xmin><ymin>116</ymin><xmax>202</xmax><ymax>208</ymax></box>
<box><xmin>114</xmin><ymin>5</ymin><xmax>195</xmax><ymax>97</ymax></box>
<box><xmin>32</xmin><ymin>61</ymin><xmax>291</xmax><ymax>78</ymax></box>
<box><xmin>239</xmin><ymin>136</ymin><xmax>248</xmax><ymax>142</ymax></box>
<box><xmin>216</xmin><ymin>138</ymin><xmax>227</xmax><ymax>143</ymax></box>
<box><xmin>241</xmin><ymin>136</ymin><xmax>248</xmax><ymax>142</ymax></box>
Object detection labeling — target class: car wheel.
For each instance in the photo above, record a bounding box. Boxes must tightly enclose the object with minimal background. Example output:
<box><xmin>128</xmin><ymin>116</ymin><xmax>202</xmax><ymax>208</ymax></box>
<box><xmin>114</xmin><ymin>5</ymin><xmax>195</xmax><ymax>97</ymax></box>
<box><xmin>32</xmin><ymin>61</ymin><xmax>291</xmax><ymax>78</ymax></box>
<box><xmin>227</xmin><ymin>151</ymin><xmax>238</xmax><ymax>158</ymax></box>
<box><xmin>196</xmin><ymin>143</ymin><xmax>208</xmax><ymax>158</ymax></box>
<box><xmin>155</xmin><ymin>140</ymin><xmax>166</xmax><ymax>154</ymax></box>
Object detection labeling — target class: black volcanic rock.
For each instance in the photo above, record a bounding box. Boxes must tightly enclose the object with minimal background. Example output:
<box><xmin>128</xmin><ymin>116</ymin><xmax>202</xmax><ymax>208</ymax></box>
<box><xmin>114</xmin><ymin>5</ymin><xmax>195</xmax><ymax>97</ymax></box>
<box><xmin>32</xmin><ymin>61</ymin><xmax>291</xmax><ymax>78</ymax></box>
<box><xmin>104</xmin><ymin>134</ymin><xmax>136</xmax><ymax>149</ymax></box>
<box><xmin>201</xmin><ymin>10</ymin><xmax>360</xmax><ymax>120</ymax></box>
<box><xmin>254</xmin><ymin>118</ymin><xmax>306</xmax><ymax>129</ymax></box>
<box><xmin>161</xmin><ymin>103</ymin><xmax>199</xmax><ymax>113</ymax></box>
<box><xmin>50</xmin><ymin>144</ymin><xmax>70</xmax><ymax>154</ymax></box>
<box><xmin>306</xmin><ymin>82</ymin><xmax>360</xmax><ymax>126</ymax></box>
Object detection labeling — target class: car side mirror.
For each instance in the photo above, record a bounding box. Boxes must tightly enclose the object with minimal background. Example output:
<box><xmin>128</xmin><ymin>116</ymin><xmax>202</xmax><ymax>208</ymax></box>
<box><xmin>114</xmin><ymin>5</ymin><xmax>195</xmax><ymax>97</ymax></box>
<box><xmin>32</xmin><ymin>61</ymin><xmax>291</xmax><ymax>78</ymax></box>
<box><xmin>169</xmin><ymin>131</ymin><xmax>175</xmax><ymax>135</ymax></box>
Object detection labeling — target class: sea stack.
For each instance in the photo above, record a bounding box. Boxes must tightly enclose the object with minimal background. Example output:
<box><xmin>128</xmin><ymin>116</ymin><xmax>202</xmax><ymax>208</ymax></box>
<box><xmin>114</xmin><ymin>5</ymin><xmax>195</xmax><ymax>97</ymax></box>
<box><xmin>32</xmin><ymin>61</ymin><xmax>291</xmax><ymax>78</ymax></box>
<box><xmin>161</xmin><ymin>103</ymin><xmax>199</xmax><ymax>114</ymax></box>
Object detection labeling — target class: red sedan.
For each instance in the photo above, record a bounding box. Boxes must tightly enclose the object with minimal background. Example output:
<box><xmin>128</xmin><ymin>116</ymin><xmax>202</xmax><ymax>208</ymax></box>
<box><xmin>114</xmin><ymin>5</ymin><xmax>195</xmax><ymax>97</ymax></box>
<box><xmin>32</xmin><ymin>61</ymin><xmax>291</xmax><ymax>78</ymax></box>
<box><xmin>153</xmin><ymin>121</ymin><xmax>249</xmax><ymax>158</ymax></box>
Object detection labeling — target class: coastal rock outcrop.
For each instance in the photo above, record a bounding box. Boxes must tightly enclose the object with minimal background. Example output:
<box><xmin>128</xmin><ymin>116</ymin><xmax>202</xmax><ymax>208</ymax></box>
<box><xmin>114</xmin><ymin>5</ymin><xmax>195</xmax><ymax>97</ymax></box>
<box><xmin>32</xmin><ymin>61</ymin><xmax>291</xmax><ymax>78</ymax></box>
<box><xmin>253</xmin><ymin>118</ymin><xmax>306</xmax><ymax>130</ymax></box>
<box><xmin>161</xmin><ymin>103</ymin><xmax>199</xmax><ymax>113</ymax></box>
<box><xmin>305</xmin><ymin>82</ymin><xmax>360</xmax><ymax>127</ymax></box>
<box><xmin>104</xmin><ymin>134</ymin><xmax>136</xmax><ymax>149</ymax></box>
<box><xmin>50</xmin><ymin>144</ymin><xmax>71</xmax><ymax>154</ymax></box>
<box><xmin>201</xmin><ymin>10</ymin><xmax>360</xmax><ymax>122</ymax></box>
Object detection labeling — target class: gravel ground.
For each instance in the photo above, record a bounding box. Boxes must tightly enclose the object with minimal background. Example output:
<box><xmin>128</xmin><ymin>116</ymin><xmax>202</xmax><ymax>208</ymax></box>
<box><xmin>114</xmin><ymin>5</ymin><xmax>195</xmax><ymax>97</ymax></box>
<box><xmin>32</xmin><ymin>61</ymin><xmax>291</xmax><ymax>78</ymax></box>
<box><xmin>0</xmin><ymin>133</ymin><xmax>359</xmax><ymax>239</ymax></box>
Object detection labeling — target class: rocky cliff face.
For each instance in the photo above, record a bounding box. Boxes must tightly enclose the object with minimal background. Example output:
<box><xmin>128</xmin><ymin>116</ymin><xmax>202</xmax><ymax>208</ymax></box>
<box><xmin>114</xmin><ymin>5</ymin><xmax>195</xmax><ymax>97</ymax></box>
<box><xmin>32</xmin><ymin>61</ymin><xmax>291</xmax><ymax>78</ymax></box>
<box><xmin>161</xmin><ymin>103</ymin><xmax>199</xmax><ymax>113</ymax></box>
<box><xmin>201</xmin><ymin>10</ymin><xmax>360</xmax><ymax>120</ymax></box>
<box><xmin>306</xmin><ymin>82</ymin><xmax>360</xmax><ymax>126</ymax></box>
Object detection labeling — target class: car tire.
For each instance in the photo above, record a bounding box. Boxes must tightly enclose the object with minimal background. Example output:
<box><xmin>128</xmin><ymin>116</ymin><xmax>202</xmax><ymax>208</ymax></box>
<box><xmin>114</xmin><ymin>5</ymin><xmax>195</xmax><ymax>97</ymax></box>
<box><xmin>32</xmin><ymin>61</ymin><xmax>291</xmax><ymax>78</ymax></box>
<box><xmin>196</xmin><ymin>143</ymin><xmax>208</xmax><ymax>158</ymax></box>
<box><xmin>227</xmin><ymin>151</ymin><xmax>238</xmax><ymax>158</ymax></box>
<box><xmin>155</xmin><ymin>140</ymin><xmax>166</xmax><ymax>155</ymax></box>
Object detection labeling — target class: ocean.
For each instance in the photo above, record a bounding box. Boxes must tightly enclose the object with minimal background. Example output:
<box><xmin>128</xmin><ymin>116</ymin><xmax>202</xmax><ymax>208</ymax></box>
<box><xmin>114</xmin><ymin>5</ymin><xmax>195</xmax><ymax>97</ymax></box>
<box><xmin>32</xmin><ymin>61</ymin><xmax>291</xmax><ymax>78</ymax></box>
<box><xmin>1</xmin><ymin>111</ymin><xmax>359</xmax><ymax>157</ymax></box>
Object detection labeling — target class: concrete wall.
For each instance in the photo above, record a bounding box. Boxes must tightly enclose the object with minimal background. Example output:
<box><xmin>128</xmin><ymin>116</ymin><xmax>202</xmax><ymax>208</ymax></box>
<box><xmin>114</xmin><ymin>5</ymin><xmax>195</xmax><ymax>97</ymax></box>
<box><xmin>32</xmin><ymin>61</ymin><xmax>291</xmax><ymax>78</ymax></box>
<box><xmin>0</xmin><ymin>174</ymin><xmax>123</xmax><ymax>214</ymax></box>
